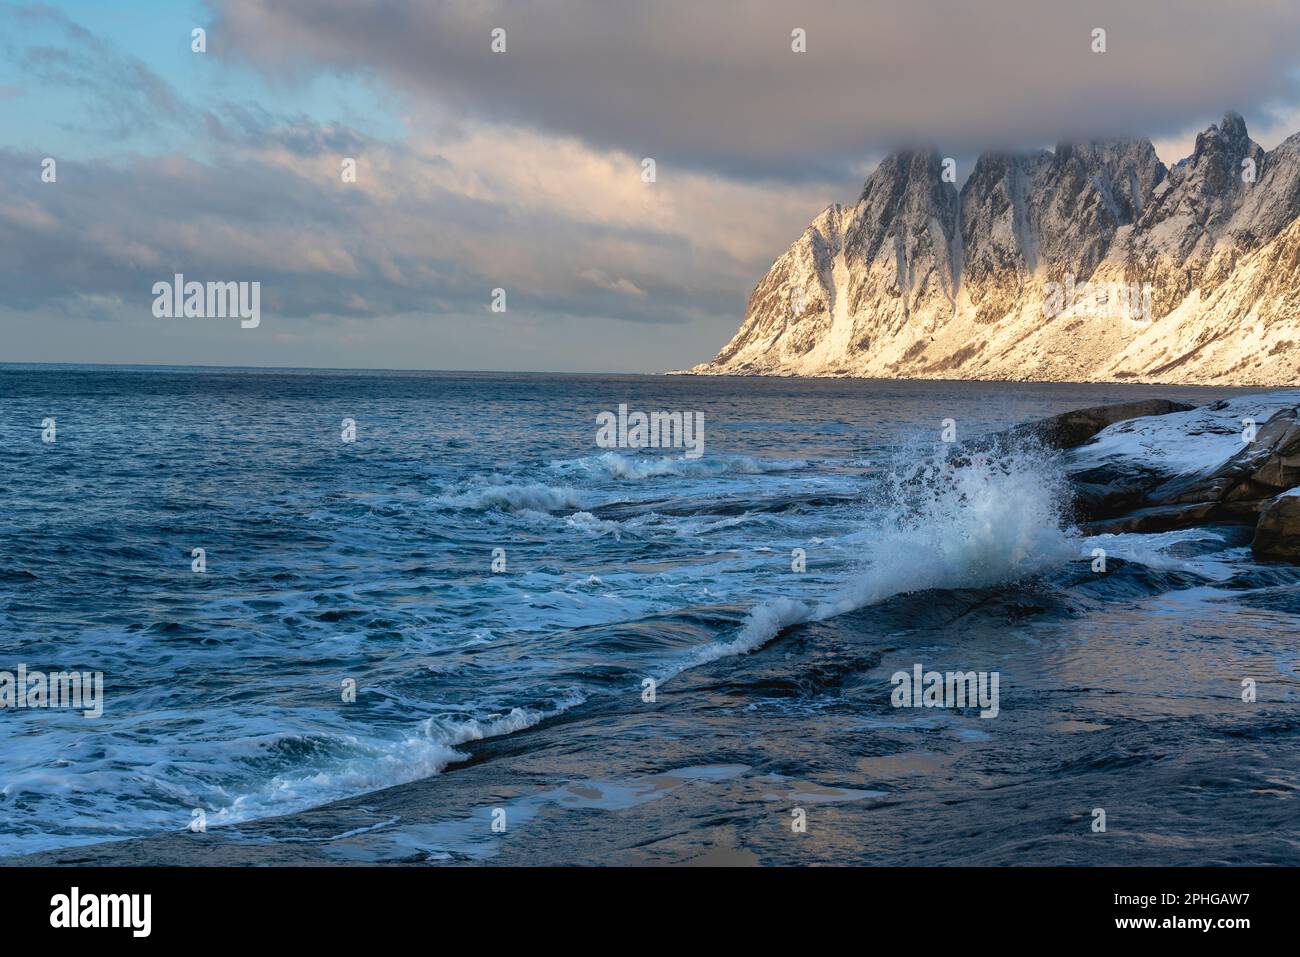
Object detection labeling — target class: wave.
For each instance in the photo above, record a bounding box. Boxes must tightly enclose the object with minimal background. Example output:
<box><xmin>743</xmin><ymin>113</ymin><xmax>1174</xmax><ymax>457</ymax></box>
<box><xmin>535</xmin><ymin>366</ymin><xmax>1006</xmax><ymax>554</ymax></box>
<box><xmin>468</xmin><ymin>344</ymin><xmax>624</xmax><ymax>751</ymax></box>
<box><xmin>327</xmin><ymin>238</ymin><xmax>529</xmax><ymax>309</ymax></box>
<box><xmin>431</xmin><ymin>453</ymin><xmax>812</xmax><ymax>515</ymax></box>
<box><xmin>549</xmin><ymin>451</ymin><xmax>808</xmax><ymax>481</ymax></box>
<box><xmin>1082</xmin><ymin>528</ymin><xmax>1239</xmax><ymax>580</ymax></box>
<box><xmin>674</xmin><ymin>440</ymin><xmax>1080</xmax><ymax>673</ymax></box>
<box><xmin>433</xmin><ymin>482</ymin><xmax>584</xmax><ymax>513</ymax></box>
<box><xmin>210</xmin><ymin>691</ymin><xmax>587</xmax><ymax>829</ymax></box>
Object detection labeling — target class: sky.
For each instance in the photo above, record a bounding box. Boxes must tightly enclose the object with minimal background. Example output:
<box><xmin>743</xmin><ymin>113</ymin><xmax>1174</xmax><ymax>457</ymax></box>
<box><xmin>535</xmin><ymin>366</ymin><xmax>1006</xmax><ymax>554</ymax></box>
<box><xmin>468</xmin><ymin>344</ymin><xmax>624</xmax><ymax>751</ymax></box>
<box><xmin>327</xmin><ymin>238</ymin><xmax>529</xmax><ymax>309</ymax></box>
<box><xmin>4</xmin><ymin>0</ymin><xmax>1300</xmax><ymax>373</ymax></box>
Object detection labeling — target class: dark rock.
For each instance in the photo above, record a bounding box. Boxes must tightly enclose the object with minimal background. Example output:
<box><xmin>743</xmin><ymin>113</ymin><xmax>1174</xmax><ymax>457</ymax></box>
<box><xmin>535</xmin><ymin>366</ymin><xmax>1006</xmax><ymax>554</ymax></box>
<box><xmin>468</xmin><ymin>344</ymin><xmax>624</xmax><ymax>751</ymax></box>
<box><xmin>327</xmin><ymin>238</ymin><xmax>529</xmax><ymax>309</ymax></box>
<box><xmin>1147</xmin><ymin>407</ymin><xmax>1300</xmax><ymax>504</ymax></box>
<box><xmin>1006</xmin><ymin>399</ymin><xmax>1195</xmax><ymax>450</ymax></box>
<box><xmin>1064</xmin><ymin>398</ymin><xmax>1300</xmax><ymax>540</ymax></box>
<box><xmin>970</xmin><ymin>399</ymin><xmax>1195</xmax><ymax>466</ymax></box>
<box><xmin>1121</xmin><ymin>406</ymin><xmax>1300</xmax><ymax>530</ymax></box>
<box><xmin>1252</xmin><ymin>492</ymin><xmax>1300</xmax><ymax>560</ymax></box>
<box><xmin>1083</xmin><ymin>502</ymin><xmax>1221</xmax><ymax>536</ymax></box>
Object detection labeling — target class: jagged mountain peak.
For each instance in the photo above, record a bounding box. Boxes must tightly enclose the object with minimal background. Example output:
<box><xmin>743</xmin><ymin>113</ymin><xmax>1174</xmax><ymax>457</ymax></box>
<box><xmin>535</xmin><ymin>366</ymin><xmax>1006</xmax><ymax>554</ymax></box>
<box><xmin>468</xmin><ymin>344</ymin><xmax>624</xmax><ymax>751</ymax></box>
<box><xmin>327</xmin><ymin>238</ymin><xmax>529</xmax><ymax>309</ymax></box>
<box><xmin>1194</xmin><ymin>111</ymin><xmax>1253</xmax><ymax>159</ymax></box>
<box><xmin>1120</xmin><ymin>112</ymin><xmax>1270</xmax><ymax>302</ymax></box>
<box><xmin>861</xmin><ymin>147</ymin><xmax>949</xmax><ymax>182</ymax></box>
<box><xmin>686</xmin><ymin>111</ymin><xmax>1300</xmax><ymax>385</ymax></box>
<box><xmin>1155</xmin><ymin>113</ymin><xmax>1259</xmax><ymax>200</ymax></box>
<box><xmin>1052</xmin><ymin>136</ymin><xmax>1163</xmax><ymax>168</ymax></box>
<box><xmin>855</xmin><ymin>150</ymin><xmax>956</xmax><ymax>224</ymax></box>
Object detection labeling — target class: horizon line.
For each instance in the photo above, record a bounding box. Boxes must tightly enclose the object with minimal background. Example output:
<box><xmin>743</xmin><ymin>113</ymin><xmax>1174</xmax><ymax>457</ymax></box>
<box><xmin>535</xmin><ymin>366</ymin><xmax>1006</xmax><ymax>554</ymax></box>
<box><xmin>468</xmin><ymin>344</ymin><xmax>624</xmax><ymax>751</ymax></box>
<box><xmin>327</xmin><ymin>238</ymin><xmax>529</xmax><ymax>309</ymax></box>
<box><xmin>0</xmin><ymin>360</ymin><xmax>662</xmax><ymax>376</ymax></box>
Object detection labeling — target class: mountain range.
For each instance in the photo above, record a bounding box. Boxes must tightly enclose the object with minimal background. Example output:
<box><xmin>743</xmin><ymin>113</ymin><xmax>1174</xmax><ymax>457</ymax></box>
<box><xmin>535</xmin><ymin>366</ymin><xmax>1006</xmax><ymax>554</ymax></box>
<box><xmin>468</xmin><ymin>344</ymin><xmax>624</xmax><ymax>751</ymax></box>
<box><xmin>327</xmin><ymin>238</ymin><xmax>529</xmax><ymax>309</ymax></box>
<box><xmin>682</xmin><ymin>112</ymin><xmax>1300</xmax><ymax>384</ymax></box>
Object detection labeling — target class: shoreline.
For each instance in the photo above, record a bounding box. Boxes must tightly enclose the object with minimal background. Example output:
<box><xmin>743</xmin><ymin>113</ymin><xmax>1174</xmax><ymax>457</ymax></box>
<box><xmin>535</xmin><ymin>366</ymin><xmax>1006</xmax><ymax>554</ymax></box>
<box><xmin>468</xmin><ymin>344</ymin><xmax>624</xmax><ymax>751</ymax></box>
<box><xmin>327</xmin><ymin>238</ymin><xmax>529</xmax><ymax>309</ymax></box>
<box><xmin>8</xmin><ymin>391</ymin><xmax>1300</xmax><ymax>867</ymax></box>
<box><xmin>12</xmin><ymin>552</ymin><xmax>1297</xmax><ymax>867</ymax></box>
<box><xmin>667</xmin><ymin>367</ymin><xmax>1299</xmax><ymax>388</ymax></box>
<box><xmin>2</xmin><ymin>360</ymin><xmax>1291</xmax><ymax>390</ymax></box>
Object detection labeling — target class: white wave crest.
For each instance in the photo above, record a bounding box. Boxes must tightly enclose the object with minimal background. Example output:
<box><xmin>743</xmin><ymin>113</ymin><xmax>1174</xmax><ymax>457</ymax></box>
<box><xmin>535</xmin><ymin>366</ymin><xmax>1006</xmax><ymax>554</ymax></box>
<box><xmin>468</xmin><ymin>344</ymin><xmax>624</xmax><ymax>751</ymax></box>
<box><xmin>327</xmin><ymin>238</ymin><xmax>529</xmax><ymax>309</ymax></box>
<box><xmin>434</xmin><ymin>482</ymin><xmax>583</xmax><ymax>513</ymax></box>
<box><xmin>550</xmin><ymin>451</ymin><xmax>807</xmax><ymax>481</ymax></box>
<box><xmin>678</xmin><ymin>442</ymin><xmax>1079</xmax><ymax>672</ymax></box>
<box><xmin>212</xmin><ymin>691</ymin><xmax>587</xmax><ymax>828</ymax></box>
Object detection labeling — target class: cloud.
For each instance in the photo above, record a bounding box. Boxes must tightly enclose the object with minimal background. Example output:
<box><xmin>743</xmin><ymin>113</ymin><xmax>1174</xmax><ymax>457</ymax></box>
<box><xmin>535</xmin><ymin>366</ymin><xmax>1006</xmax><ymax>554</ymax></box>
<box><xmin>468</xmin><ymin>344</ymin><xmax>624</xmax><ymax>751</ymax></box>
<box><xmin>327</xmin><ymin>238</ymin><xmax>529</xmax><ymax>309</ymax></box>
<box><xmin>6</xmin><ymin>4</ymin><xmax>181</xmax><ymax>140</ymax></box>
<box><xmin>0</xmin><ymin>0</ymin><xmax>851</xmax><ymax>360</ymax></box>
<box><xmin>211</xmin><ymin>0</ymin><xmax>1300</xmax><ymax>178</ymax></box>
<box><xmin>202</xmin><ymin>103</ymin><xmax>372</xmax><ymax>156</ymax></box>
<box><xmin>0</xmin><ymin>108</ymin><xmax>837</xmax><ymax>336</ymax></box>
<box><xmin>9</xmin><ymin>1</ymin><xmax>1300</xmax><ymax>371</ymax></box>
<box><xmin>580</xmin><ymin>268</ymin><xmax>646</xmax><ymax>297</ymax></box>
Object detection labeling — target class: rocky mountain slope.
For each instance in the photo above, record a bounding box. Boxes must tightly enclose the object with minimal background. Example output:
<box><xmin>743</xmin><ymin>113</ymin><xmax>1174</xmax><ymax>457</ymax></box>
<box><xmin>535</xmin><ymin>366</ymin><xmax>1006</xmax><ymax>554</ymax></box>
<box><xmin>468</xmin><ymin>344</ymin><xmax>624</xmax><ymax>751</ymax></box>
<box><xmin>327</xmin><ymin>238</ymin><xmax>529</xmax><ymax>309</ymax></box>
<box><xmin>683</xmin><ymin>113</ymin><xmax>1300</xmax><ymax>385</ymax></box>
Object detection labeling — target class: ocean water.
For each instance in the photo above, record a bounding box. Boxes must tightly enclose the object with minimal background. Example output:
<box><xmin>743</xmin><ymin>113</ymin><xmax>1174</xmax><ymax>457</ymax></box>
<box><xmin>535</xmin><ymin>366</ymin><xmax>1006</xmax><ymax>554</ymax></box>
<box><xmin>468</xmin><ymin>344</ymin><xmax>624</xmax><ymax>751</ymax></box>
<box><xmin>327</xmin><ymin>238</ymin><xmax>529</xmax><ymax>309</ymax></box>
<box><xmin>1</xmin><ymin>366</ymin><xmax>1297</xmax><ymax>862</ymax></box>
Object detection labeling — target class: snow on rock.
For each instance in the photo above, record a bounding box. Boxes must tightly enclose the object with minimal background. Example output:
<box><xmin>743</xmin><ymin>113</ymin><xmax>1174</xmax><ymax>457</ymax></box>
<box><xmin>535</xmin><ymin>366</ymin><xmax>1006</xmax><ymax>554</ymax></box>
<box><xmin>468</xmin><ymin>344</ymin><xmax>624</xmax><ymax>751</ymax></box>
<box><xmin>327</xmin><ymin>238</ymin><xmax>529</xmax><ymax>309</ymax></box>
<box><xmin>1066</xmin><ymin>392</ymin><xmax>1300</xmax><ymax>479</ymax></box>
<box><xmin>685</xmin><ymin>113</ymin><xmax>1300</xmax><ymax>385</ymax></box>
<box><xmin>1060</xmin><ymin>391</ymin><xmax>1300</xmax><ymax>535</ymax></box>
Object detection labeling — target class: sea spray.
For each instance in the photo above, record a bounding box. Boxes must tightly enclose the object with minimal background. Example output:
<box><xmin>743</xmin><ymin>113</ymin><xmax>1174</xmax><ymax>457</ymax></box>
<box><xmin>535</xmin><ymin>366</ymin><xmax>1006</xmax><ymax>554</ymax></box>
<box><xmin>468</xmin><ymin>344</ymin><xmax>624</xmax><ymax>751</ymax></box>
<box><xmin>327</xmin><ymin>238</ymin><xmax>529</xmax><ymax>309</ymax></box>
<box><xmin>677</xmin><ymin>439</ymin><xmax>1081</xmax><ymax>672</ymax></box>
<box><xmin>823</xmin><ymin>437</ymin><xmax>1078</xmax><ymax>612</ymax></box>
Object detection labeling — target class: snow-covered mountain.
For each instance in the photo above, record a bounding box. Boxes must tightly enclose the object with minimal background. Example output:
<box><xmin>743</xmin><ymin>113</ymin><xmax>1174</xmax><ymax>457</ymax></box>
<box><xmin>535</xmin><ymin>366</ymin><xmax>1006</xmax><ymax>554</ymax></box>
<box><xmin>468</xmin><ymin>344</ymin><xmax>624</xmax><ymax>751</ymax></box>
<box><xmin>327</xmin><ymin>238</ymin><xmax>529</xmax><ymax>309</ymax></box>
<box><xmin>683</xmin><ymin>113</ymin><xmax>1300</xmax><ymax>385</ymax></box>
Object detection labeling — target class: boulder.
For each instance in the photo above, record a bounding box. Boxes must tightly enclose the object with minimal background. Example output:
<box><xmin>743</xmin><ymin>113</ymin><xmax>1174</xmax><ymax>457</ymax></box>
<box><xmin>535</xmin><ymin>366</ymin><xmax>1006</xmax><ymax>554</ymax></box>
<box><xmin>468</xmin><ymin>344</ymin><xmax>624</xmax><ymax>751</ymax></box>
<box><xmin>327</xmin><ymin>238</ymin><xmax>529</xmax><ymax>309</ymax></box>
<box><xmin>1002</xmin><ymin>399</ymin><xmax>1195</xmax><ymax>451</ymax></box>
<box><xmin>1064</xmin><ymin>394</ymin><xmax>1300</xmax><ymax>534</ymax></box>
<box><xmin>1252</xmin><ymin>491</ymin><xmax>1300</xmax><ymax>559</ymax></box>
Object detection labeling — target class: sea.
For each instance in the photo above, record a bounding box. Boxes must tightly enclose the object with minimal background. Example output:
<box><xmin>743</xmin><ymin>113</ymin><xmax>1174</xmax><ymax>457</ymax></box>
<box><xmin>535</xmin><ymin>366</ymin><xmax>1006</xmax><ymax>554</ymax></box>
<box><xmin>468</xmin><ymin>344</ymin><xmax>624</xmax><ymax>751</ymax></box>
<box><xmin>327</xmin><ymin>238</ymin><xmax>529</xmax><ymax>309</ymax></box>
<box><xmin>1</xmin><ymin>366</ymin><xmax>1297</xmax><ymax>864</ymax></box>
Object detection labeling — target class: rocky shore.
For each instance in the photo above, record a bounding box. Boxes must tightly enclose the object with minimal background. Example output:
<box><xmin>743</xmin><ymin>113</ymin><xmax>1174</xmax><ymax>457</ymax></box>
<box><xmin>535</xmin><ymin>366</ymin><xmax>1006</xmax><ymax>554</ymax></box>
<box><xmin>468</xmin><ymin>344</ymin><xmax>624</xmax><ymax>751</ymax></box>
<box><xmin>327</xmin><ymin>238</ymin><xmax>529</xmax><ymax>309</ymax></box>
<box><xmin>1008</xmin><ymin>391</ymin><xmax>1300</xmax><ymax>559</ymax></box>
<box><xmin>7</xmin><ymin>388</ymin><xmax>1298</xmax><ymax>868</ymax></box>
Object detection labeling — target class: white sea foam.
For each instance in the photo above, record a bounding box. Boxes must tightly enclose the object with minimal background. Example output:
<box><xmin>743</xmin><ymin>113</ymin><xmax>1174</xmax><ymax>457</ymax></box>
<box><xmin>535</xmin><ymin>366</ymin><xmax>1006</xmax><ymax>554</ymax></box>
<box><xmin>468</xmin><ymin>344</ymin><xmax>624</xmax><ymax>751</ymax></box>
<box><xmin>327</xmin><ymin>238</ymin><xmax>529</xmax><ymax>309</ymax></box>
<box><xmin>1082</xmin><ymin>528</ymin><xmax>1238</xmax><ymax>580</ymax></box>
<box><xmin>563</xmin><ymin>511</ymin><xmax>626</xmax><ymax>537</ymax></box>
<box><xmin>211</xmin><ymin>691</ymin><xmax>588</xmax><ymax>828</ymax></box>
<box><xmin>674</xmin><ymin>442</ymin><xmax>1080</xmax><ymax>674</ymax></box>
<box><xmin>550</xmin><ymin>451</ymin><xmax>807</xmax><ymax>481</ymax></box>
<box><xmin>434</xmin><ymin>482</ymin><xmax>584</xmax><ymax>513</ymax></box>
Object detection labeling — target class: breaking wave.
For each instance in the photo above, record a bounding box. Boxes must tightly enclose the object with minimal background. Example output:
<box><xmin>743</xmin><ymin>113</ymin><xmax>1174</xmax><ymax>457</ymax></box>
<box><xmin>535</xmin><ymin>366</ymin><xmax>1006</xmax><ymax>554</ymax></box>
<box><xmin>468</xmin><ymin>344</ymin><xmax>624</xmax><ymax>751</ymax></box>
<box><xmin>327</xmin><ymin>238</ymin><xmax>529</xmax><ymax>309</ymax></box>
<box><xmin>550</xmin><ymin>451</ymin><xmax>808</xmax><ymax>480</ymax></box>
<box><xmin>433</xmin><ymin>482</ymin><xmax>584</xmax><ymax>513</ymax></box>
<box><xmin>678</xmin><ymin>441</ymin><xmax>1080</xmax><ymax>671</ymax></box>
<box><xmin>210</xmin><ymin>691</ymin><xmax>587</xmax><ymax>828</ymax></box>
